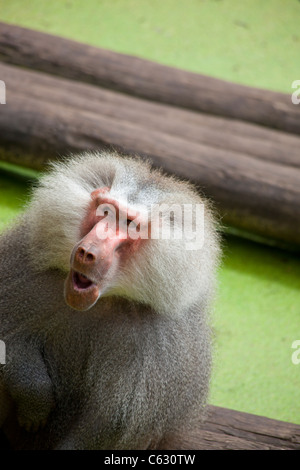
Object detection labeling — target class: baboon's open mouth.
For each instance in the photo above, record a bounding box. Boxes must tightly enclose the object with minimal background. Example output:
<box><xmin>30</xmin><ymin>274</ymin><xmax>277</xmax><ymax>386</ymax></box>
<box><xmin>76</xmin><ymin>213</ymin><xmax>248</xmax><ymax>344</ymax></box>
<box><xmin>72</xmin><ymin>270</ymin><xmax>94</xmax><ymax>290</ymax></box>
<box><xmin>64</xmin><ymin>269</ymin><xmax>100</xmax><ymax>311</ymax></box>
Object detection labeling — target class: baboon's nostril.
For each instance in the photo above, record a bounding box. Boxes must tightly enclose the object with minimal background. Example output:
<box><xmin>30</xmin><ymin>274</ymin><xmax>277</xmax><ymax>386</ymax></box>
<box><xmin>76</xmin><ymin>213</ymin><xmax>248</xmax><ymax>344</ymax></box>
<box><xmin>86</xmin><ymin>253</ymin><xmax>95</xmax><ymax>262</ymax></box>
<box><xmin>76</xmin><ymin>247</ymin><xmax>96</xmax><ymax>264</ymax></box>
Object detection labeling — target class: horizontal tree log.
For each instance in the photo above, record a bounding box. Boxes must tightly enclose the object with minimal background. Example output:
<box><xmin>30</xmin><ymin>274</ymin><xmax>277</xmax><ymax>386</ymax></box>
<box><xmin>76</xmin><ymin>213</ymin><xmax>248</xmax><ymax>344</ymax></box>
<box><xmin>1</xmin><ymin>62</ymin><xmax>300</xmax><ymax>169</ymax></box>
<box><xmin>1</xmin><ymin>67</ymin><xmax>300</xmax><ymax>247</ymax></box>
<box><xmin>157</xmin><ymin>405</ymin><xmax>300</xmax><ymax>450</ymax></box>
<box><xmin>1</xmin><ymin>405</ymin><xmax>299</xmax><ymax>450</ymax></box>
<box><xmin>0</xmin><ymin>22</ymin><xmax>299</xmax><ymax>134</ymax></box>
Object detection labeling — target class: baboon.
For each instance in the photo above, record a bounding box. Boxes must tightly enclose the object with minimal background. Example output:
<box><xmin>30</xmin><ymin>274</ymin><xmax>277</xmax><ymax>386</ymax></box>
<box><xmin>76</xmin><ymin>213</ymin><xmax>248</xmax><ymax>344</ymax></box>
<box><xmin>0</xmin><ymin>151</ymin><xmax>220</xmax><ymax>450</ymax></box>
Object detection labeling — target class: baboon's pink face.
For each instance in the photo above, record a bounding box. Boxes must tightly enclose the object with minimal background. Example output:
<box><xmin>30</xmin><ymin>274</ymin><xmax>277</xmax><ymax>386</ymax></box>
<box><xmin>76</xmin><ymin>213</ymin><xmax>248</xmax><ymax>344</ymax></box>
<box><xmin>64</xmin><ymin>187</ymin><xmax>149</xmax><ymax>311</ymax></box>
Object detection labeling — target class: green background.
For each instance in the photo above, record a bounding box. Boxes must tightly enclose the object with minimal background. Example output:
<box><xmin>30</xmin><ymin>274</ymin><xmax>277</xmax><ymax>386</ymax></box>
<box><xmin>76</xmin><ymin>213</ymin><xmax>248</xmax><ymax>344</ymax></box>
<box><xmin>0</xmin><ymin>0</ymin><xmax>299</xmax><ymax>425</ymax></box>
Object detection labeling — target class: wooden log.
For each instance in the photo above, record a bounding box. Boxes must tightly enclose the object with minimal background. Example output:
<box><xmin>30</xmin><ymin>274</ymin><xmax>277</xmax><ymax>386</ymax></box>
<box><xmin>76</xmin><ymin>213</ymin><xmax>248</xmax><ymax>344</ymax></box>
<box><xmin>0</xmin><ymin>22</ymin><xmax>299</xmax><ymax>134</ymax></box>
<box><xmin>1</xmin><ymin>405</ymin><xmax>299</xmax><ymax>449</ymax></box>
<box><xmin>156</xmin><ymin>405</ymin><xmax>300</xmax><ymax>450</ymax></box>
<box><xmin>1</xmin><ymin>70</ymin><xmax>300</xmax><ymax>247</ymax></box>
<box><xmin>1</xmin><ymin>62</ymin><xmax>300</xmax><ymax>169</ymax></box>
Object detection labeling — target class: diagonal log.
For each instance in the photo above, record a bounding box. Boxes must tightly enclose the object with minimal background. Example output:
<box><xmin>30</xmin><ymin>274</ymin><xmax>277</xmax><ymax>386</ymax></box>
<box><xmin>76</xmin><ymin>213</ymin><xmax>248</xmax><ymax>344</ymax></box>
<box><xmin>0</xmin><ymin>22</ymin><xmax>299</xmax><ymax>134</ymax></box>
<box><xmin>1</xmin><ymin>62</ymin><xmax>300</xmax><ymax>168</ymax></box>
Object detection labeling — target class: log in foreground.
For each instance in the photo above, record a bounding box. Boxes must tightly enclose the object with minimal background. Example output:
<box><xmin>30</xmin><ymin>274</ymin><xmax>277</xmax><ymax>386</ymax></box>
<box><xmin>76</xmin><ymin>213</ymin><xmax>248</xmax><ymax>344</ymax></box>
<box><xmin>1</xmin><ymin>63</ymin><xmax>300</xmax><ymax>247</ymax></box>
<box><xmin>1</xmin><ymin>405</ymin><xmax>299</xmax><ymax>450</ymax></box>
<box><xmin>0</xmin><ymin>22</ymin><xmax>299</xmax><ymax>134</ymax></box>
<box><xmin>157</xmin><ymin>405</ymin><xmax>300</xmax><ymax>450</ymax></box>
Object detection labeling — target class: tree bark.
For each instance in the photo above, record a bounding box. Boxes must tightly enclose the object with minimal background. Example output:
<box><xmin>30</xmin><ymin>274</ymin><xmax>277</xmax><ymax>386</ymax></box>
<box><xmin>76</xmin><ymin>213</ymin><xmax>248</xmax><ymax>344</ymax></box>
<box><xmin>0</xmin><ymin>22</ymin><xmax>299</xmax><ymax>134</ymax></box>
<box><xmin>156</xmin><ymin>405</ymin><xmax>300</xmax><ymax>450</ymax></box>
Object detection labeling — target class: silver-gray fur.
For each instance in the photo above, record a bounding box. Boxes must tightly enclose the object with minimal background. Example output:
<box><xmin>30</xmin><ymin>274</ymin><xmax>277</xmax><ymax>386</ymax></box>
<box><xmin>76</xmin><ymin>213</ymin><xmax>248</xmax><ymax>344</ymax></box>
<box><xmin>0</xmin><ymin>151</ymin><xmax>220</xmax><ymax>449</ymax></box>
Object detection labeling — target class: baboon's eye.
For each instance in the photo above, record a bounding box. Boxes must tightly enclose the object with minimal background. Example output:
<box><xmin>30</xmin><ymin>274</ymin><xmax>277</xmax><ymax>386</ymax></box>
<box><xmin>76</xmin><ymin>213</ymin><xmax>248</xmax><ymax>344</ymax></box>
<box><xmin>102</xmin><ymin>206</ymin><xmax>110</xmax><ymax>216</ymax></box>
